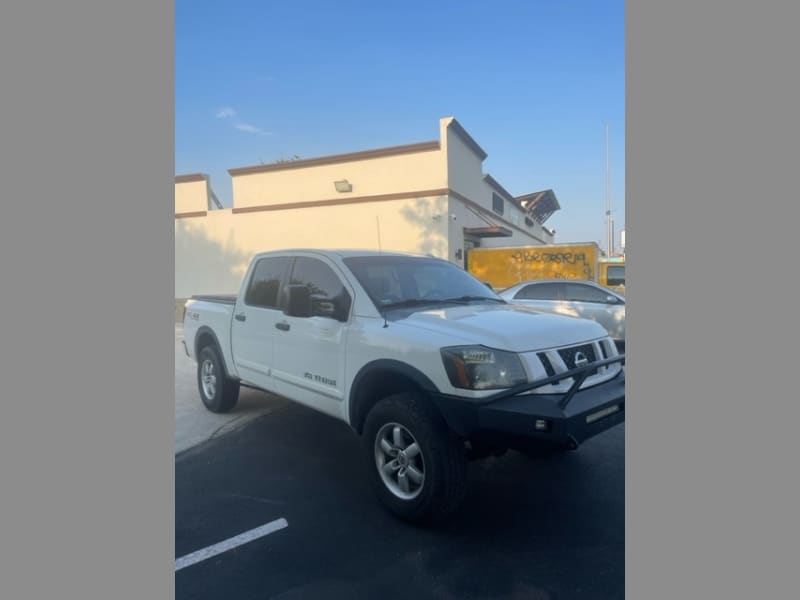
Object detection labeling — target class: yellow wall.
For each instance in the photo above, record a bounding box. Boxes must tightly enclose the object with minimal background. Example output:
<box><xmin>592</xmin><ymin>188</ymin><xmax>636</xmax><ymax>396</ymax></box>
<box><xmin>175</xmin><ymin>194</ymin><xmax>449</xmax><ymax>297</ymax></box>
<box><xmin>175</xmin><ymin>180</ymin><xmax>208</xmax><ymax>213</ymax></box>
<box><xmin>232</xmin><ymin>147</ymin><xmax>446</xmax><ymax>209</ymax></box>
<box><xmin>466</xmin><ymin>243</ymin><xmax>600</xmax><ymax>289</ymax></box>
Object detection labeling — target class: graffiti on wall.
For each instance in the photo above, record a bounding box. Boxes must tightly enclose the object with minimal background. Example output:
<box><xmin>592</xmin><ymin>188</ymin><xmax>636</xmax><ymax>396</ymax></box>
<box><xmin>509</xmin><ymin>250</ymin><xmax>594</xmax><ymax>280</ymax></box>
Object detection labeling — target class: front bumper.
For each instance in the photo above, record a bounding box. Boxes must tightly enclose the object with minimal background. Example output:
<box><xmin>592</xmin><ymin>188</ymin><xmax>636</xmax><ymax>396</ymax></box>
<box><xmin>432</xmin><ymin>356</ymin><xmax>625</xmax><ymax>449</ymax></box>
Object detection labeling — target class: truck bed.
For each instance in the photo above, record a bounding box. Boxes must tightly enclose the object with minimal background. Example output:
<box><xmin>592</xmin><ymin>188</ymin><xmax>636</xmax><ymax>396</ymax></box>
<box><xmin>190</xmin><ymin>294</ymin><xmax>237</xmax><ymax>305</ymax></box>
<box><xmin>183</xmin><ymin>296</ymin><xmax>237</xmax><ymax>377</ymax></box>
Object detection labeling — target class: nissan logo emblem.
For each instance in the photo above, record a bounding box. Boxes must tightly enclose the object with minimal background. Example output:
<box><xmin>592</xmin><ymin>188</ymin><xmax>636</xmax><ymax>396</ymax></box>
<box><xmin>574</xmin><ymin>351</ymin><xmax>589</xmax><ymax>368</ymax></box>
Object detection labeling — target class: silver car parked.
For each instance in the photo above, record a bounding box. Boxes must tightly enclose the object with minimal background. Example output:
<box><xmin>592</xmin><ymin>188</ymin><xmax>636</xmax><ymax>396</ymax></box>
<box><xmin>499</xmin><ymin>279</ymin><xmax>625</xmax><ymax>350</ymax></box>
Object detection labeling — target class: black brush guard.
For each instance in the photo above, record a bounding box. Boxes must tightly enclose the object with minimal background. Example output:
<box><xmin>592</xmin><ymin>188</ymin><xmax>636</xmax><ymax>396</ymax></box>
<box><xmin>432</xmin><ymin>355</ymin><xmax>626</xmax><ymax>449</ymax></box>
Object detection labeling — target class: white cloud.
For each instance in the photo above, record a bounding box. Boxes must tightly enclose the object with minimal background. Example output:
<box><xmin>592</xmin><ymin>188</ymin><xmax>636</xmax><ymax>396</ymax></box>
<box><xmin>234</xmin><ymin>122</ymin><xmax>272</xmax><ymax>136</ymax></box>
<box><xmin>216</xmin><ymin>107</ymin><xmax>237</xmax><ymax>119</ymax></box>
<box><xmin>216</xmin><ymin>106</ymin><xmax>271</xmax><ymax>135</ymax></box>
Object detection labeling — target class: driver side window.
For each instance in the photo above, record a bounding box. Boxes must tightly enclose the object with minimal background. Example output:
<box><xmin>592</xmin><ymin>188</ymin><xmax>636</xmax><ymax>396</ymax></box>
<box><xmin>287</xmin><ymin>257</ymin><xmax>352</xmax><ymax>321</ymax></box>
<box><xmin>565</xmin><ymin>283</ymin><xmax>609</xmax><ymax>303</ymax></box>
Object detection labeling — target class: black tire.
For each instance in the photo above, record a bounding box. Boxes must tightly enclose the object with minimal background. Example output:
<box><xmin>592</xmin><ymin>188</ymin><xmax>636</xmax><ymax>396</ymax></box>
<box><xmin>197</xmin><ymin>345</ymin><xmax>239</xmax><ymax>413</ymax></box>
<box><xmin>362</xmin><ymin>392</ymin><xmax>467</xmax><ymax>525</ymax></box>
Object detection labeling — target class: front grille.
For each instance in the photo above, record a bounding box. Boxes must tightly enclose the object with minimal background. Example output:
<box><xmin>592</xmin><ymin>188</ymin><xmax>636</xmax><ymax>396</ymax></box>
<box><xmin>531</xmin><ymin>339</ymin><xmax>619</xmax><ymax>394</ymax></box>
<box><xmin>558</xmin><ymin>343</ymin><xmax>597</xmax><ymax>370</ymax></box>
<box><xmin>539</xmin><ymin>353</ymin><xmax>556</xmax><ymax>377</ymax></box>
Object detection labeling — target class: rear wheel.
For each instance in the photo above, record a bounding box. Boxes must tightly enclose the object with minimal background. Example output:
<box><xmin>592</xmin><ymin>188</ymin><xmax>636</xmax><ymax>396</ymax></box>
<box><xmin>197</xmin><ymin>345</ymin><xmax>239</xmax><ymax>413</ymax></box>
<box><xmin>363</xmin><ymin>392</ymin><xmax>467</xmax><ymax>524</ymax></box>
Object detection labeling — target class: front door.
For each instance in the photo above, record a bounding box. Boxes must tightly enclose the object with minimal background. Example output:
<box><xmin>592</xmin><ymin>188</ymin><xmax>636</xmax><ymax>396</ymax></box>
<box><xmin>270</xmin><ymin>256</ymin><xmax>353</xmax><ymax>418</ymax></box>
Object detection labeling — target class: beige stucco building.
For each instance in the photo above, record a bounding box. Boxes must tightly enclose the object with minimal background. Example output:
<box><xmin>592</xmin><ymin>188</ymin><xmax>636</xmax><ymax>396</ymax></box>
<box><xmin>175</xmin><ymin>117</ymin><xmax>560</xmax><ymax>298</ymax></box>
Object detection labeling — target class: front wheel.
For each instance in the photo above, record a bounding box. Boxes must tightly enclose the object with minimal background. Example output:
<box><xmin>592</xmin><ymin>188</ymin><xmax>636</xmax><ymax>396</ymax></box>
<box><xmin>197</xmin><ymin>345</ymin><xmax>239</xmax><ymax>413</ymax></box>
<box><xmin>363</xmin><ymin>393</ymin><xmax>467</xmax><ymax>524</ymax></box>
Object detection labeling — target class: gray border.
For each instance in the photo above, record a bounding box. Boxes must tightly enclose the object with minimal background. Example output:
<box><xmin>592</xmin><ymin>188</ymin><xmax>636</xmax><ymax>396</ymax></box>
<box><xmin>1</xmin><ymin>2</ymin><xmax>174</xmax><ymax>598</ymax></box>
<box><xmin>3</xmin><ymin>0</ymin><xmax>798</xmax><ymax>596</ymax></box>
<box><xmin>628</xmin><ymin>1</ymin><xmax>797</xmax><ymax>597</ymax></box>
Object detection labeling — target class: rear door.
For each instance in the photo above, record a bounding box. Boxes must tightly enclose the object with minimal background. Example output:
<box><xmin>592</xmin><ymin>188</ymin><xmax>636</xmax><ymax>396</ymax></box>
<box><xmin>270</xmin><ymin>256</ymin><xmax>353</xmax><ymax>418</ymax></box>
<box><xmin>230</xmin><ymin>256</ymin><xmax>291</xmax><ymax>390</ymax></box>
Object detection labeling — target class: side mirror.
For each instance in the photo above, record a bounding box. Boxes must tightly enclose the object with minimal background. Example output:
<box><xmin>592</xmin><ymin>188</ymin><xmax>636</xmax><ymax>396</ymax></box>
<box><xmin>286</xmin><ymin>285</ymin><xmax>312</xmax><ymax>318</ymax></box>
<box><xmin>312</xmin><ymin>295</ymin><xmax>336</xmax><ymax>318</ymax></box>
<box><xmin>606</xmin><ymin>295</ymin><xmax>620</xmax><ymax>304</ymax></box>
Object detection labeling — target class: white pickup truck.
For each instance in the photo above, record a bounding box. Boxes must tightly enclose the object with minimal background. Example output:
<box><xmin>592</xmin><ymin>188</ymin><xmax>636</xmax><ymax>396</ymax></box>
<box><xmin>182</xmin><ymin>249</ymin><xmax>625</xmax><ymax>523</ymax></box>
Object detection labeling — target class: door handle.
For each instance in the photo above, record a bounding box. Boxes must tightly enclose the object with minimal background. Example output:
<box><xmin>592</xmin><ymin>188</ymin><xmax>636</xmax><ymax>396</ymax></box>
<box><xmin>275</xmin><ymin>321</ymin><xmax>290</xmax><ymax>331</ymax></box>
<box><xmin>235</xmin><ymin>313</ymin><xmax>246</xmax><ymax>322</ymax></box>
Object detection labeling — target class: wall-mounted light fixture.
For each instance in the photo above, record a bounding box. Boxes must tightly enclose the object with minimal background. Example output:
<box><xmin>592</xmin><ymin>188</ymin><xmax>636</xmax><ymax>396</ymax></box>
<box><xmin>334</xmin><ymin>179</ymin><xmax>352</xmax><ymax>193</ymax></box>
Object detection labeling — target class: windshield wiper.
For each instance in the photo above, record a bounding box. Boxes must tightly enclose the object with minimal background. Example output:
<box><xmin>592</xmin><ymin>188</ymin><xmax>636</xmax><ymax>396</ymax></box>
<box><xmin>379</xmin><ymin>299</ymin><xmax>447</xmax><ymax>310</ymax></box>
<box><xmin>441</xmin><ymin>295</ymin><xmax>506</xmax><ymax>304</ymax></box>
<box><xmin>379</xmin><ymin>298</ymin><xmax>481</xmax><ymax>310</ymax></box>
<box><xmin>380</xmin><ymin>296</ymin><xmax>505</xmax><ymax>311</ymax></box>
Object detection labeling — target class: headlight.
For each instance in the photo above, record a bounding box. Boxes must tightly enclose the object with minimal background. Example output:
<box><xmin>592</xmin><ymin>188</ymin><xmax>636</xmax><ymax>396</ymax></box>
<box><xmin>440</xmin><ymin>346</ymin><xmax>527</xmax><ymax>390</ymax></box>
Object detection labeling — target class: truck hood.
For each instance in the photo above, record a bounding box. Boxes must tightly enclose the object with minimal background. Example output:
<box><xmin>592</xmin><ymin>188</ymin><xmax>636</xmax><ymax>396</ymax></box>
<box><xmin>392</xmin><ymin>303</ymin><xmax>608</xmax><ymax>352</ymax></box>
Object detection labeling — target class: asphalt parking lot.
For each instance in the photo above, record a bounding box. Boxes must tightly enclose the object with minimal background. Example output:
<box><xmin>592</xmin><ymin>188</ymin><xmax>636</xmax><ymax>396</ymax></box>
<box><xmin>175</xmin><ymin>325</ymin><xmax>288</xmax><ymax>454</ymax></box>
<box><xmin>175</xmin><ymin>327</ymin><xmax>625</xmax><ymax>599</ymax></box>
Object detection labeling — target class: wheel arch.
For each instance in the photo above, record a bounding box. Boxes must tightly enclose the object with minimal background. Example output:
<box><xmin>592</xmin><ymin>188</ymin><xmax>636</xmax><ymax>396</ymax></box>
<box><xmin>194</xmin><ymin>326</ymin><xmax>233</xmax><ymax>379</ymax></box>
<box><xmin>348</xmin><ymin>360</ymin><xmax>442</xmax><ymax>434</ymax></box>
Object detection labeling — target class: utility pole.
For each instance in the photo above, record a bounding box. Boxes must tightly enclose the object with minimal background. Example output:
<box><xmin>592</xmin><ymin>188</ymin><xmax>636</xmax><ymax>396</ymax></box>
<box><xmin>605</xmin><ymin>124</ymin><xmax>614</xmax><ymax>257</ymax></box>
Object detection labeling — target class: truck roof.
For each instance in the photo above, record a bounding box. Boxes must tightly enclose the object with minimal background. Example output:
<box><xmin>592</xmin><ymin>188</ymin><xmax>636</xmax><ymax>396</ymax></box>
<box><xmin>254</xmin><ymin>248</ymin><xmax>437</xmax><ymax>260</ymax></box>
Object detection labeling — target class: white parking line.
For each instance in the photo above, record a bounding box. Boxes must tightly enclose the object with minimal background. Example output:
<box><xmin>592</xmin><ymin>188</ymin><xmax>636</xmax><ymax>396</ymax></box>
<box><xmin>175</xmin><ymin>518</ymin><xmax>289</xmax><ymax>572</ymax></box>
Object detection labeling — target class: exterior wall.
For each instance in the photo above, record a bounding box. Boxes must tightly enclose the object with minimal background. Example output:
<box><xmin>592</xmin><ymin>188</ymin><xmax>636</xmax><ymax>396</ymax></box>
<box><xmin>442</xmin><ymin>118</ymin><xmax>485</xmax><ymax>202</ymax></box>
<box><xmin>446</xmin><ymin>195</ymin><xmax>553</xmax><ymax>268</ymax></box>
<box><xmin>175</xmin><ymin>179</ymin><xmax>209</xmax><ymax>214</ymax></box>
<box><xmin>231</xmin><ymin>145</ymin><xmax>446</xmax><ymax>209</ymax></box>
<box><xmin>175</xmin><ymin>193</ymin><xmax>448</xmax><ymax>298</ymax></box>
<box><xmin>473</xmin><ymin>180</ymin><xmax>552</xmax><ymax>244</ymax></box>
<box><xmin>175</xmin><ymin>117</ymin><xmax>557</xmax><ymax>296</ymax></box>
<box><xmin>441</xmin><ymin>117</ymin><xmax>553</xmax><ymax>268</ymax></box>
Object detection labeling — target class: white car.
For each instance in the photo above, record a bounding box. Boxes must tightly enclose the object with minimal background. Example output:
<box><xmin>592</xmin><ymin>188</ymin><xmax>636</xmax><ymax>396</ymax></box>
<box><xmin>182</xmin><ymin>250</ymin><xmax>625</xmax><ymax>523</ymax></box>
<box><xmin>499</xmin><ymin>279</ymin><xmax>625</xmax><ymax>351</ymax></box>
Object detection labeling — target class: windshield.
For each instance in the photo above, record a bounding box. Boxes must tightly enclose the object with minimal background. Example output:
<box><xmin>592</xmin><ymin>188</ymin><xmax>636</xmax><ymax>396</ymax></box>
<box><xmin>342</xmin><ymin>255</ymin><xmax>503</xmax><ymax>311</ymax></box>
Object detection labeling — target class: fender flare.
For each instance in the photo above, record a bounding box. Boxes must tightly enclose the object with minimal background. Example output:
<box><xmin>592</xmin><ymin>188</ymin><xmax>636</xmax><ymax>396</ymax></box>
<box><xmin>194</xmin><ymin>326</ymin><xmax>235</xmax><ymax>379</ymax></box>
<box><xmin>348</xmin><ymin>359</ymin><xmax>440</xmax><ymax>432</ymax></box>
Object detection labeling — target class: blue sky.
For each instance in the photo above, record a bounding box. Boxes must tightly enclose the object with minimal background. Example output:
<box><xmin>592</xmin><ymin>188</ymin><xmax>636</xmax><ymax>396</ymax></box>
<box><xmin>176</xmin><ymin>0</ymin><xmax>625</xmax><ymax>249</ymax></box>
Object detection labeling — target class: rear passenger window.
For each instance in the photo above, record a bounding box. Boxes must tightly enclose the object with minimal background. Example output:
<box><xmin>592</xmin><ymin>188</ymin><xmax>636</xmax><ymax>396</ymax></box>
<box><xmin>515</xmin><ymin>282</ymin><xmax>562</xmax><ymax>300</ymax></box>
<box><xmin>289</xmin><ymin>257</ymin><xmax>352</xmax><ymax>321</ymax></box>
<box><xmin>245</xmin><ymin>257</ymin><xmax>290</xmax><ymax>308</ymax></box>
